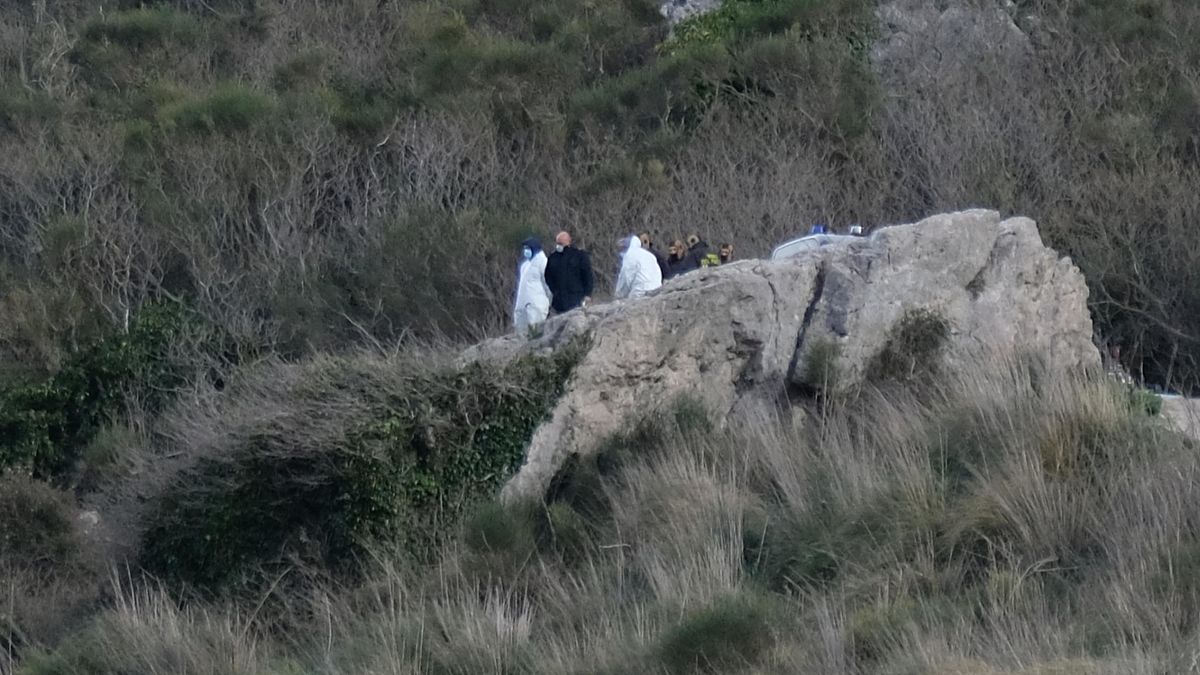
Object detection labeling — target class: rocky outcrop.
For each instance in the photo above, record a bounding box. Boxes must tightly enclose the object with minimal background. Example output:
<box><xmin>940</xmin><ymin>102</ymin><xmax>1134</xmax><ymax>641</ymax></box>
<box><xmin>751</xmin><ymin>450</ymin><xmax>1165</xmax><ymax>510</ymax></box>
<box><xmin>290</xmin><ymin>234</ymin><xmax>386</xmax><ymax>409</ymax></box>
<box><xmin>660</xmin><ymin>0</ymin><xmax>722</xmax><ymax>26</ymax></box>
<box><xmin>475</xmin><ymin>210</ymin><xmax>1099</xmax><ymax>502</ymax></box>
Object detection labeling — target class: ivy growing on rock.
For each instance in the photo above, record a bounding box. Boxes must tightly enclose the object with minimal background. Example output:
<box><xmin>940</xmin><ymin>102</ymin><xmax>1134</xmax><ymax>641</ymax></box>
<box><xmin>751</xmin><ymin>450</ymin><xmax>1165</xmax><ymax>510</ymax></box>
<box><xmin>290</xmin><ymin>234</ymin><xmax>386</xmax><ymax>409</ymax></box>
<box><xmin>138</xmin><ymin>340</ymin><xmax>586</xmax><ymax>593</ymax></box>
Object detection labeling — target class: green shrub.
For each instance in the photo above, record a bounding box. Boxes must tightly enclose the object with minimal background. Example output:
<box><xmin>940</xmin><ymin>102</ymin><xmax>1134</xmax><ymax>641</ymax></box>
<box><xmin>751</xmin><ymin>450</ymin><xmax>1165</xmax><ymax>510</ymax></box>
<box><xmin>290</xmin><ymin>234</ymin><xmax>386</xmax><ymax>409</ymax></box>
<box><xmin>744</xmin><ymin>512</ymin><xmax>841</xmax><ymax>591</ymax></box>
<box><xmin>569</xmin><ymin>43</ymin><xmax>733</xmax><ymax>133</ymax></box>
<box><xmin>866</xmin><ymin>308</ymin><xmax>951</xmax><ymax>385</ymax></box>
<box><xmin>0</xmin><ymin>302</ymin><xmax>208</xmax><ymax>478</ymax></box>
<box><xmin>324</xmin><ymin>80</ymin><xmax>419</xmax><ymax>138</ymax></box>
<box><xmin>272</xmin><ymin>49</ymin><xmax>331</xmax><ymax>91</ymax></box>
<box><xmin>798</xmin><ymin>338</ymin><xmax>841</xmax><ymax>393</ymax></box>
<box><xmin>461</xmin><ymin>500</ymin><xmax>540</xmax><ymax>582</ymax></box>
<box><xmin>1129</xmin><ymin>388</ymin><xmax>1163</xmax><ymax>416</ymax></box>
<box><xmin>662</xmin><ymin>0</ymin><xmax>873</xmax><ymax>54</ymax></box>
<box><xmin>0</xmin><ymin>475</ymin><xmax>97</xmax><ymax>670</ymax></box>
<box><xmin>0</xmin><ymin>474</ymin><xmax>81</xmax><ymax>572</ymax></box>
<box><xmin>80</xmin><ymin>7</ymin><xmax>202</xmax><ymax>50</ymax></box>
<box><xmin>162</xmin><ymin>85</ymin><xmax>277</xmax><ymax>134</ymax></box>
<box><xmin>78</xmin><ymin>423</ymin><xmax>139</xmax><ymax>489</ymax></box>
<box><xmin>657</xmin><ymin>593</ymin><xmax>775</xmax><ymax>673</ymax></box>
<box><xmin>541</xmin><ymin>501</ymin><xmax>592</xmax><ymax>562</ymax></box>
<box><xmin>463</xmin><ymin>501</ymin><xmax>538</xmax><ymax>556</ymax></box>
<box><xmin>0</xmin><ymin>88</ymin><xmax>59</xmax><ymax>132</ymax></box>
<box><xmin>138</xmin><ymin>344</ymin><xmax>583</xmax><ymax>592</ymax></box>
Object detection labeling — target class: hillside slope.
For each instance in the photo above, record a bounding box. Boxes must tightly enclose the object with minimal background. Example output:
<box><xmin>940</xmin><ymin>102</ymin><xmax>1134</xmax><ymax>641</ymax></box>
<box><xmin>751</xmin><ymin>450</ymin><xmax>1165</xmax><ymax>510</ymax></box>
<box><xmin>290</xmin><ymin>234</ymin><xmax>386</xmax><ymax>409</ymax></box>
<box><xmin>1</xmin><ymin>0</ymin><xmax>1199</xmax><ymax>384</ymax></box>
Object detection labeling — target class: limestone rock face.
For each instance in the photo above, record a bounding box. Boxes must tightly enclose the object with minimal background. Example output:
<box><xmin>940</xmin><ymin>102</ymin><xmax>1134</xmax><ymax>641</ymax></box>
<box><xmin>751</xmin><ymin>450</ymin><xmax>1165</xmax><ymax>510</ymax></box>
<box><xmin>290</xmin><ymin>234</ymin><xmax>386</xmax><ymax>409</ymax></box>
<box><xmin>793</xmin><ymin>211</ymin><xmax>1096</xmax><ymax>391</ymax></box>
<box><xmin>480</xmin><ymin>210</ymin><xmax>1099</xmax><ymax>501</ymax></box>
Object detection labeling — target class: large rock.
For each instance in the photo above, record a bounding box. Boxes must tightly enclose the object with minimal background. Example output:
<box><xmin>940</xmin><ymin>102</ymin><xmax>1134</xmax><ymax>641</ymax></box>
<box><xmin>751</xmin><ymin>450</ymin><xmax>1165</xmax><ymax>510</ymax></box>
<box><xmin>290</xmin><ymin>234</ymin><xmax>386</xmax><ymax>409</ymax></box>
<box><xmin>477</xmin><ymin>210</ymin><xmax>1099</xmax><ymax>501</ymax></box>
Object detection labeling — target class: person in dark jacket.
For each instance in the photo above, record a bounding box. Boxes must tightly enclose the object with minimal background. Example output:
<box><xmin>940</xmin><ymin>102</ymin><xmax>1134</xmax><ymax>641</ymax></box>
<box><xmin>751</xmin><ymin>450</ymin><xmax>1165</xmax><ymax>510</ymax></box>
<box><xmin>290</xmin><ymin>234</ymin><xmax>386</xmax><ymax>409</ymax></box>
<box><xmin>544</xmin><ymin>230</ymin><xmax>594</xmax><ymax>313</ymax></box>
<box><xmin>639</xmin><ymin>232</ymin><xmax>670</xmax><ymax>280</ymax></box>
<box><xmin>682</xmin><ymin>234</ymin><xmax>709</xmax><ymax>272</ymax></box>
<box><xmin>665</xmin><ymin>239</ymin><xmax>689</xmax><ymax>279</ymax></box>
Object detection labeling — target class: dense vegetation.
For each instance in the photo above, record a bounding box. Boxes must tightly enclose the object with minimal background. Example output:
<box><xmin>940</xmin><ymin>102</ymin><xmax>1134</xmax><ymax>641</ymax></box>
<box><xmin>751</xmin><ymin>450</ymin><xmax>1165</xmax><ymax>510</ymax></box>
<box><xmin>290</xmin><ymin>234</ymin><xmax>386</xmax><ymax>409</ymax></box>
<box><xmin>0</xmin><ymin>0</ymin><xmax>1198</xmax><ymax>385</ymax></box>
<box><xmin>3</xmin><ymin>0</ymin><xmax>1200</xmax><ymax>672</ymax></box>
<box><xmin>8</xmin><ymin>358</ymin><xmax>1197</xmax><ymax>674</ymax></box>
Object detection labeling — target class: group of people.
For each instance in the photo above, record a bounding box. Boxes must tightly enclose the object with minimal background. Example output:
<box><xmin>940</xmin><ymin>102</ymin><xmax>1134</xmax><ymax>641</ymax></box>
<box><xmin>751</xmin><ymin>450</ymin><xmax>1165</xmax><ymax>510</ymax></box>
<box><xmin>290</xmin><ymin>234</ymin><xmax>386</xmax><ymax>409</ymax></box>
<box><xmin>513</xmin><ymin>230</ymin><xmax>735</xmax><ymax>336</ymax></box>
<box><xmin>649</xmin><ymin>234</ymin><xmax>734</xmax><ymax>280</ymax></box>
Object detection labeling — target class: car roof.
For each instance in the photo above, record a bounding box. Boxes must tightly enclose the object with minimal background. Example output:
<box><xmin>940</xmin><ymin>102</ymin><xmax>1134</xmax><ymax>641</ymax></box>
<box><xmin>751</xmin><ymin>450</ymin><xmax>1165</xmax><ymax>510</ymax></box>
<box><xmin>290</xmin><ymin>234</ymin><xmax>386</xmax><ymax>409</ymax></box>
<box><xmin>770</xmin><ymin>233</ymin><xmax>856</xmax><ymax>260</ymax></box>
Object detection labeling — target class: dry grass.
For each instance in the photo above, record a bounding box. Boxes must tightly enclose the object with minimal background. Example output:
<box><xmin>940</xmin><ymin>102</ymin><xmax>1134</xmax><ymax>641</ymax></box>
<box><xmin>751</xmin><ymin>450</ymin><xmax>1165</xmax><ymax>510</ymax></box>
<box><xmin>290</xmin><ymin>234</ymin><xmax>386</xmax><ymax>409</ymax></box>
<box><xmin>16</xmin><ymin>359</ymin><xmax>1200</xmax><ymax>673</ymax></box>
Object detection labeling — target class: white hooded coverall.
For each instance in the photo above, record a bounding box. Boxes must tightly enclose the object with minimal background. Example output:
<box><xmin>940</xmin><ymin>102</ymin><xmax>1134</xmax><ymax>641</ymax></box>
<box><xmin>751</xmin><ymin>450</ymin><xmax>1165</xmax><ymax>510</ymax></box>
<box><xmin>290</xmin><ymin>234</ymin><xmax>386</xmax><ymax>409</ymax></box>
<box><xmin>514</xmin><ymin>250</ymin><xmax>552</xmax><ymax>334</ymax></box>
<box><xmin>615</xmin><ymin>235</ymin><xmax>663</xmax><ymax>300</ymax></box>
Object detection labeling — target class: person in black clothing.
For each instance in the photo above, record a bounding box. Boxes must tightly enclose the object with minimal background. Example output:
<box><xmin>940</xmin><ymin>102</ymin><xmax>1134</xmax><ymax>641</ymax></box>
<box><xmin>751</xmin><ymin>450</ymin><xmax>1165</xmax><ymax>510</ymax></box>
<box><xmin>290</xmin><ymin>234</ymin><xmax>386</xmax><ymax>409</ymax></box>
<box><xmin>639</xmin><ymin>232</ymin><xmax>670</xmax><ymax>280</ymax></box>
<box><xmin>665</xmin><ymin>239</ymin><xmax>689</xmax><ymax>279</ymax></box>
<box><xmin>682</xmin><ymin>234</ymin><xmax>709</xmax><ymax>272</ymax></box>
<box><xmin>544</xmin><ymin>230</ymin><xmax>594</xmax><ymax>313</ymax></box>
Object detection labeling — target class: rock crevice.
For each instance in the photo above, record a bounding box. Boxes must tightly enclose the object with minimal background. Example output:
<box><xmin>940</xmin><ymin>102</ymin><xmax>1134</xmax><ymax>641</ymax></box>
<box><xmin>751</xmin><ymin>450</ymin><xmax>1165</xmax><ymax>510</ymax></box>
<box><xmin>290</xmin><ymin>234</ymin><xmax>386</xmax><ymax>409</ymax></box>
<box><xmin>468</xmin><ymin>210</ymin><xmax>1099</xmax><ymax>502</ymax></box>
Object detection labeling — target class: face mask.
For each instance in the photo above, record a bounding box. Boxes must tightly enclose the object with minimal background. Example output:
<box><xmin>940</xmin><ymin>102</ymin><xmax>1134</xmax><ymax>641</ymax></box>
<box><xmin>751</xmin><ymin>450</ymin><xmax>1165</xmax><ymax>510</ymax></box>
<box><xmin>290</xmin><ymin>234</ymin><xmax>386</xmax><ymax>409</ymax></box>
<box><xmin>555</xmin><ymin>244</ymin><xmax>564</xmax><ymax>253</ymax></box>
<box><xmin>523</xmin><ymin>248</ymin><xmax>533</xmax><ymax>260</ymax></box>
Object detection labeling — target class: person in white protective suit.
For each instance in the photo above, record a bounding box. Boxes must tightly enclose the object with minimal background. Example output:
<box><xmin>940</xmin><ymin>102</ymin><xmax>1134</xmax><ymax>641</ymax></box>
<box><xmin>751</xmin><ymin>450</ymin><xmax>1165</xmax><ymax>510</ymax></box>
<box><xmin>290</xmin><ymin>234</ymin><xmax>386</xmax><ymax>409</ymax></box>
<box><xmin>614</xmin><ymin>235</ymin><xmax>663</xmax><ymax>300</ymax></box>
<box><xmin>513</xmin><ymin>237</ymin><xmax>553</xmax><ymax>336</ymax></box>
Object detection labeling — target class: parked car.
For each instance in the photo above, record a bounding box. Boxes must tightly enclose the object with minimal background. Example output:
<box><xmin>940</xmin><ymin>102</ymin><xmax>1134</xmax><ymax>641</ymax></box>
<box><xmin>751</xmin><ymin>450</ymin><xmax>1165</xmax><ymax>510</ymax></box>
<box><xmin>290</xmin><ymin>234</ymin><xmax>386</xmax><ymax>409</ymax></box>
<box><xmin>769</xmin><ymin>233</ymin><xmax>857</xmax><ymax>260</ymax></box>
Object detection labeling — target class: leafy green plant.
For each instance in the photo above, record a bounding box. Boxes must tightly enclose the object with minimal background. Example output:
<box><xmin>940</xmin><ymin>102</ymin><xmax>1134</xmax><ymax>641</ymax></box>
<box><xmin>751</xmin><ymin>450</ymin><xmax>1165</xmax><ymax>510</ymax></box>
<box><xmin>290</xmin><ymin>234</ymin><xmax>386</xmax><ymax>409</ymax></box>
<box><xmin>662</xmin><ymin>0</ymin><xmax>873</xmax><ymax>54</ymax></box>
<box><xmin>1129</xmin><ymin>388</ymin><xmax>1163</xmax><ymax>416</ymax></box>
<box><xmin>0</xmin><ymin>302</ymin><xmax>209</xmax><ymax>478</ymax></box>
<box><xmin>162</xmin><ymin>85</ymin><xmax>277</xmax><ymax>134</ymax></box>
<box><xmin>138</xmin><ymin>342</ymin><xmax>584</xmax><ymax>592</ymax></box>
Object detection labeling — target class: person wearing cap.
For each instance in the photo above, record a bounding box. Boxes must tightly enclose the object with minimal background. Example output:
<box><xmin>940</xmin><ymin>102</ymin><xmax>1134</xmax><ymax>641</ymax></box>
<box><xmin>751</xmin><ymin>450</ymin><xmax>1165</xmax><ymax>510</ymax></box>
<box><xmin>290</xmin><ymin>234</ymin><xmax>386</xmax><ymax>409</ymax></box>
<box><xmin>545</xmin><ymin>231</ymin><xmax>594</xmax><ymax>314</ymax></box>
<box><xmin>615</xmin><ymin>235</ymin><xmax>663</xmax><ymax>299</ymax></box>
<box><xmin>513</xmin><ymin>237</ymin><xmax>552</xmax><ymax>336</ymax></box>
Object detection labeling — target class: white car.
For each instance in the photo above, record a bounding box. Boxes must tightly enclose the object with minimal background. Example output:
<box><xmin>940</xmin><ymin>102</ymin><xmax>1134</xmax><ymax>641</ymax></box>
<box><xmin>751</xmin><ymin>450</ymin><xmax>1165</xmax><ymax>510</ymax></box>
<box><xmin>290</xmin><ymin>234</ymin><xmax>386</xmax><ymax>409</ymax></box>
<box><xmin>769</xmin><ymin>233</ymin><xmax>858</xmax><ymax>260</ymax></box>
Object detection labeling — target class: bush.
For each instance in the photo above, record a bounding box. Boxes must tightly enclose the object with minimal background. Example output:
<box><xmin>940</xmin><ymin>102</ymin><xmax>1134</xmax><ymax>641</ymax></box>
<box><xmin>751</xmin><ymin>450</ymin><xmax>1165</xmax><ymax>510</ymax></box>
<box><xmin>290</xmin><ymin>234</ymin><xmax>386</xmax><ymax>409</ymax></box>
<box><xmin>461</xmin><ymin>500</ymin><xmax>540</xmax><ymax>582</ymax></box>
<box><xmin>0</xmin><ymin>302</ymin><xmax>209</xmax><ymax>478</ymax></box>
<box><xmin>0</xmin><ymin>474</ymin><xmax>82</xmax><ymax>572</ymax></box>
<box><xmin>663</xmin><ymin>0</ymin><xmax>873</xmax><ymax>53</ymax></box>
<box><xmin>866</xmin><ymin>308</ymin><xmax>951</xmax><ymax>385</ymax></box>
<box><xmin>80</xmin><ymin>7</ymin><xmax>202</xmax><ymax>50</ymax></box>
<box><xmin>797</xmin><ymin>338</ymin><xmax>841</xmax><ymax>394</ymax></box>
<box><xmin>1129</xmin><ymin>388</ymin><xmax>1163</xmax><ymax>416</ymax></box>
<box><xmin>0</xmin><ymin>88</ymin><xmax>59</xmax><ymax>133</ymax></box>
<box><xmin>744</xmin><ymin>512</ymin><xmax>841</xmax><ymax>591</ymax></box>
<box><xmin>0</xmin><ymin>474</ymin><xmax>98</xmax><ymax>664</ymax></box>
<box><xmin>138</xmin><ymin>343</ymin><xmax>584</xmax><ymax>593</ymax></box>
<box><xmin>569</xmin><ymin>43</ymin><xmax>733</xmax><ymax>133</ymax></box>
<box><xmin>162</xmin><ymin>85</ymin><xmax>277</xmax><ymax>134</ymax></box>
<box><xmin>657</xmin><ymin>593</ymin><xmax>775</xmax><ymax>673</ymax></box>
